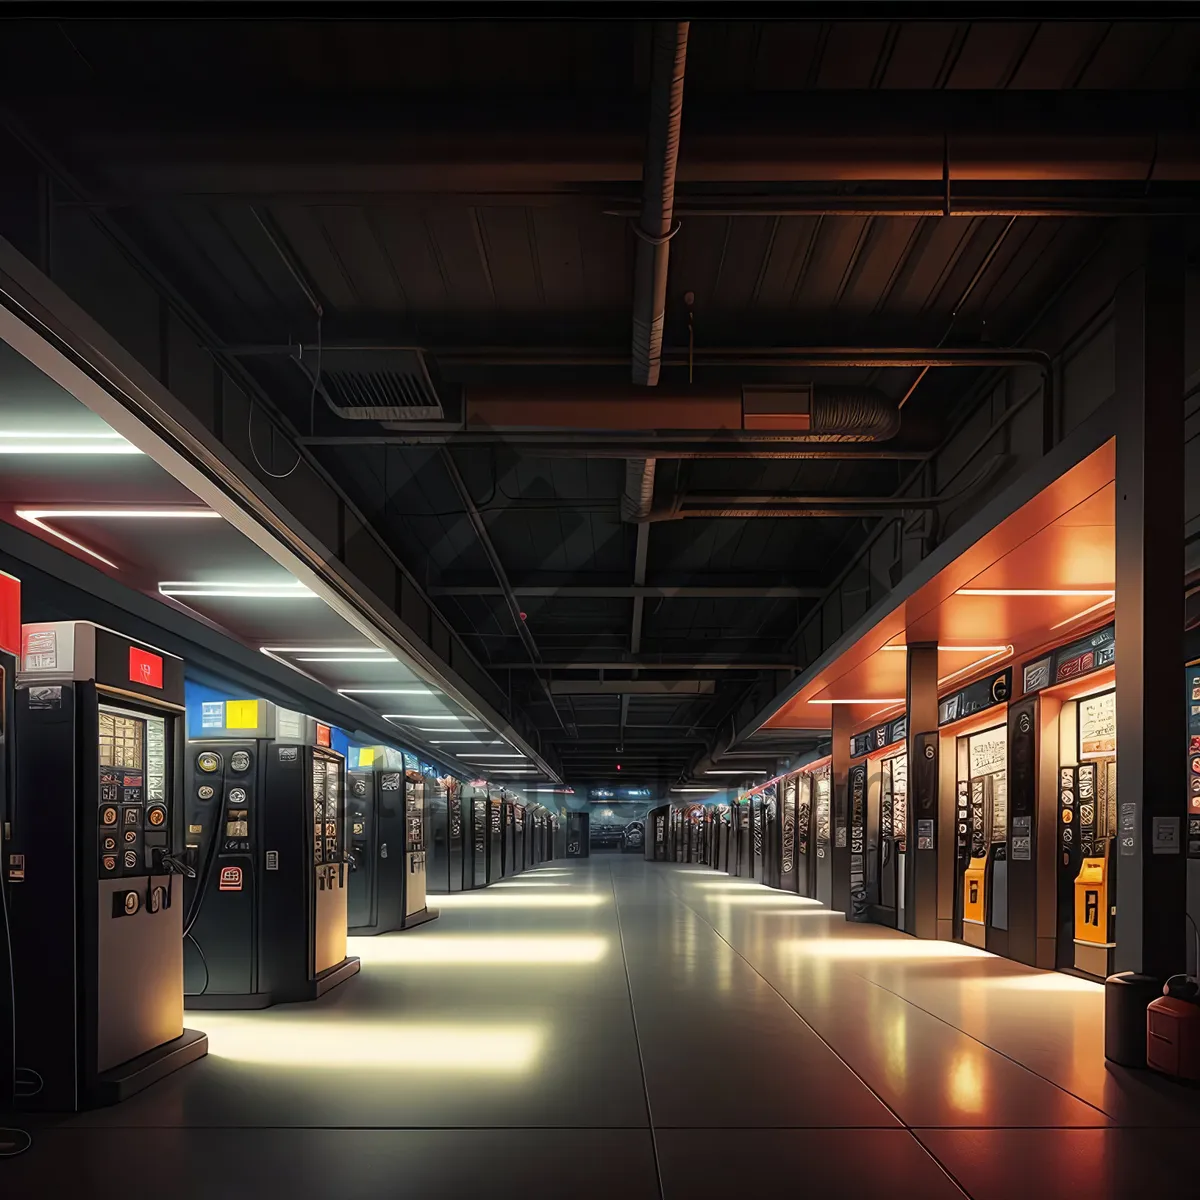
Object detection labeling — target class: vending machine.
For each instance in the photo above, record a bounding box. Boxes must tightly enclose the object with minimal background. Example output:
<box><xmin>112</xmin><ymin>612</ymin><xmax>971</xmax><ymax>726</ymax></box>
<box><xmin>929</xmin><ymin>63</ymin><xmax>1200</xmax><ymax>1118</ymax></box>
<box><xmin>183</xmin><ymin>699</ymin><xmax>359</xmax><ymax>1008</ymax></box>
<box><xmin>401</xmin><ymin>759</ymin><xmax>434</xmax><ymax>923</ymax></box>
<box><xmin>8</xmin><ymin>621</ymin><xmax>207</xmax><ymax>1109</ymax></box>
<box><xmin>345</xmin><ymin>746</ymin><xmax>437</xmax><ymax>932</ymax></box>
<box><xmin>0</xmin><ymin>572</ymin><xmax>19</xmax><ymax>1115</ymax></box>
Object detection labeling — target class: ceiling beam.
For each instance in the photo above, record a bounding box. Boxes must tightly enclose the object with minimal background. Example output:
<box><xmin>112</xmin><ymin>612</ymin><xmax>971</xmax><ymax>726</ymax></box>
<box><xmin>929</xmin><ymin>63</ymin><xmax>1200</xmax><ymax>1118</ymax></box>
<box><xmin>432</xmin><ymin>584</ymin><xmax>823</xmax><ymax>599</ymax></box>
<box><xmin>549</xmin><ymin>679</ymin><xmax>715</xmax><ymax>696</ymax></box>
<box><xmin>61</xmin><ymin>91</ymin><xmax>1200</xmax><ymax>192</ymax></box>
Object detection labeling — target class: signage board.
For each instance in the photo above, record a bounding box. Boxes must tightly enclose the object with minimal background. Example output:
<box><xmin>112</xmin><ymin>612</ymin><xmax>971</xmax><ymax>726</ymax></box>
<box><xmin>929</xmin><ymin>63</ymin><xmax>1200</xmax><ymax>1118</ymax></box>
<box><xmin>849</xmin><ymin>715</ymin><xmax>908</xmax><ymax>760</ymax></box>
<box><xmin>938</xmin><ymin>668</ymin><xmax>1011</xmax><ymax>726</ymax></box>
<box><xmin>1022</xmin><ymin>623</ymin><xmax>1114</xmax><ymax>696</ymax></box>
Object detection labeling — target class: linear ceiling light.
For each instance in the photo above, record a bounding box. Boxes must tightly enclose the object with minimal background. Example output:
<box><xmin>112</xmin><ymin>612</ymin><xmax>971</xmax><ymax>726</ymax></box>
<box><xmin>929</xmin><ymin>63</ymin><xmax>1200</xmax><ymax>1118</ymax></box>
<box><xmin>299</xmin><ymin>656</ymin><xmax>399</xmax><ymax>663</ymax></box>
<box><xmin>262</xmin><ymin>646</ymin><xmax>390</xmax><ymax>654</ymax></box>
<box><xmin>0</xmin><ymin>430</ymin><xmax>141</xmax><ymax>454</ymax></box>
<box><xmin>429</xmin><ymin>740</ymin><xmax>505</xmax><ymax>745</ymax></box>
<box><xmin>382</xmin><ymin>713</ymin><xmax>467</xmax><ymax>720</ymax></box>
<box><xmin>160</xmin><ymin>579</ymin><xmax>315</xmax><ymax>599</ymax></box>
<box><xmin>704</xmin><ymin>769</ymin><xmax>767</xmax><ymax>776</ymax></box>
<box><xmin>418</xmin><ymin>726</ymin><xmax>488</xmax><ymax>733</ymax></box>
<box><xmin>337</xmin><ymin>688</ymin><xmax>429</xmax><ymax>696</ymax></box>
<box><xmin>671</xmin><ymin>787</ymin><xmax>719</xmax><ymax>793</ymax></box>
<box><xmin>18</xmin><ymin>508</ymin><xmax>221</xmax><ymax>569</ymax></box>
<box><xmin>1049</xmin><ymin>596</ymin><xmax>1115</xmax><ymax>631</ymax></box>
<box><xmin>457</xmin><ymin>754</ymin><xmax>527</xmax><ymax>760</ymax></box>
<box><xmin>807</xmin><ymin>698</ymin><xmax>905</xmax><ymax>705</ymax></box>
<box><xmin>957</xmin><ymin>588</ymin><xmax>1113</xmax><ymax>597</ymax></box>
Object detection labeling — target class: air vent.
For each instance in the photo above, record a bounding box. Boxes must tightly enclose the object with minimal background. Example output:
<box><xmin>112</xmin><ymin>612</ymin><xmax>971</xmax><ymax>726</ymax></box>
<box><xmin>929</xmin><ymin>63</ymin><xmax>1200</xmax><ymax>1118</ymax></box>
<box><xmin>317</xmin><ymin>349</ymin><xmax>443</xmax><ymax>421</ymax></box>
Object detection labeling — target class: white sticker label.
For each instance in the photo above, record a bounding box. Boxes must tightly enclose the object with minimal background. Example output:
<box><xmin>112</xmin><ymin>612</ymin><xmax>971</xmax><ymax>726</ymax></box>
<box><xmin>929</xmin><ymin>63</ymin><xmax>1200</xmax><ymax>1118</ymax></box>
<box><xmin>22</xmin><ymin>629</ymin><xmax>57</xmax><ymax>671</ymax></box>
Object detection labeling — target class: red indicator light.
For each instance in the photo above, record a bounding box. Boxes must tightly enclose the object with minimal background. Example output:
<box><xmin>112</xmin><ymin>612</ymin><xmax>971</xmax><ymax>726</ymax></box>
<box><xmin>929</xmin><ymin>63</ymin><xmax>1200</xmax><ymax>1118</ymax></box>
<box><xmin>129</xmin><ymin>646</ymin><xmax>163</xmax><ymax>689</ymax></box>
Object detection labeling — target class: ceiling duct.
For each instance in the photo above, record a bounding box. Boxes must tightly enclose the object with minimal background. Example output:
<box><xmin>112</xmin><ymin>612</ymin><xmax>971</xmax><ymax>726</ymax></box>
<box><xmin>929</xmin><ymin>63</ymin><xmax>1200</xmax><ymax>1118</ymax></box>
<box><xmin>631</xmin><ymin>21</ymin><xmax>689</xmax><ymax>388</ymax></box>
<box><xmin>308</xmin><ymin>347</ymin><xmax>443</xmax><ymax>421</ymax></box>
<box><xmin>465</xmin><ymin>383</ymin><xmax>898</xmax><ymax>439</ymax></box>
<box><xmin>620</xmin><ymin>457</ymin><xmax>657</xmax><ymax>523</ymax></box>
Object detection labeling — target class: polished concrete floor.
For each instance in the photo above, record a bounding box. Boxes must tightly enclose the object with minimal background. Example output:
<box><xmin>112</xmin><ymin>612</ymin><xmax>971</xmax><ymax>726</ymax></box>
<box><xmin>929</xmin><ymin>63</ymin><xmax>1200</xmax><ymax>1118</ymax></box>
<box><xmin>5</xmin><ymin>858</ymin><xmax>1200</xmax><ymax>1197</ymax></box>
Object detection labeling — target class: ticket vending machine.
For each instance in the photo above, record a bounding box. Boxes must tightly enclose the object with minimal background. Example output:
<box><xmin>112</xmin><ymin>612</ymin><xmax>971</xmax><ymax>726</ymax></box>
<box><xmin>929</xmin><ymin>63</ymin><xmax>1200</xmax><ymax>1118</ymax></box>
<box><xmin>401</xmin><ymin>763</ymin><xmax>433</xmax><ymax>923</ymax></box>
<box><xmin>8</xmin><ymin>622</ymin><xmax>207</xmax><ymax>1109</ymax></box>
<box><xmin>1058</xmin><ymin>688</ymin><xmax>1118</xmax><ymax>978</ymax></box>
<box><xmin>0</xmin><ymin>573</ymin><xmax>20</xmax><ymax>1115</ymax></box>
<box><xmin>183</xmin><ymin>700</ymin><xmax>359</xmax><ymax>1008</ymax></box>
<box><xmin>346</xmin><ymin>748</ymin><xmax>437</xmax><ymax>932</ymax></box>
<box><xmin>466</xmin><ymin>783</ymin><xmax>489</xmax><ymax>888</ymax></box>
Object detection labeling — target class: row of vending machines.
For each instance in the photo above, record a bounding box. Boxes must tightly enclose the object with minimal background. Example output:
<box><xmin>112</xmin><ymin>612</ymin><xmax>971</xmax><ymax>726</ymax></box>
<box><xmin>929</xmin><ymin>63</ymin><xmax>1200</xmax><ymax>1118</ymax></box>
<box><xmin>0</xmin><ymin>608</ymin><xmax>558</xmax><ymax>1114</ymax></box>
<box><xmin>674</xmin><ymin>620</ymin><xmax>1200</xmax><ymax>983</ymax></box>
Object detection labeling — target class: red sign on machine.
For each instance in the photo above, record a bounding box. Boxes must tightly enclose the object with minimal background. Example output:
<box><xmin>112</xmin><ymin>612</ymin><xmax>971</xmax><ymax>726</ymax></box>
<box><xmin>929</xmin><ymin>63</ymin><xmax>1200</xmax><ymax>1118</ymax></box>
<box><xmin>0</xmin><ymin>571</ymin><xmax>19</xmax><ymax>656</ymax></box>
<box><xmin>218</xmin><ymin>866</ymin><xmax>243</xmax><ymax>892</ymax></box>
<box><xmin>315</xmin><ymin>723</ymin><xmax>332</xmax><ymax>747</ymax></box>
<box><xmin>129</xmin><ymin>646</ymin><xmax>164</xmax><ymax>689</ymax></box>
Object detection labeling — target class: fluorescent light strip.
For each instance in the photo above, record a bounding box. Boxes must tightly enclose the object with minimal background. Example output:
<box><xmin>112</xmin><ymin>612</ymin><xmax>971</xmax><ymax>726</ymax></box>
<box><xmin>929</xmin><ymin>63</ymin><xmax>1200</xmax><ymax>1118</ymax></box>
<box><xmin>0</xmin><ymin>431</ymin><xmax>141</xmax><ymax>454</ymax></box>
<box><xmin>457</xmin><ymin>755</ymin><xmax>527</xmax><ymax>760</ymax></box>
<box><xmin>382</xmin><ymin>713</ymin><xmax>468</xmax><ymax>720</ymax></box>
<box><xmin>161</xmin><ymin>579</ymin><xmax>315</xmax><ymax>600</ymax></box>
<box><xmin>262</xmin><ymin>646</ymin><xmax>390</xmax><ymax>654</ymax></box>
<box><xmin>705</xmin><ymin>770</ymin><xmax>767</xmax><ymax>776</ymax></box>
<box><xmin>1049</xmin><ymin>596</ymin><xmax>1115</xmax><ymax>632</ymax></box>
<box><xmin>417</xmin><ymin>726</ymin><xmax>488</xmax><ymax>733</ymax></box>
<box><xmin>882</xmin><ymin>644</ymin><xmax>1011</xmax><ymax>653</ymax></box>
<box><xmin>808</xmin><ymin>698</ymin><xmax>905</xmax><ymax>705</ymax></box>
<box><xmin>957</xmin><ymin>588</ymin><xmax>1113</xmax><ymax>597</ymax></box>
<box><xmin>299</xmin><ymin>657</ymin><xmax>399</xmax><ymax>663</ymax></box>
<box><xmin>429</xmin><ymin>740</ymin><xmax>505</xmax><ymax>745</ymax></box>
<box><xmin>671</xmin><ymin>787</ymin><xmax>719</xmax><ymax>793</ymax></box>
<box><xmin>17</xmin><ymin>508</ymin><xmax>221</xmax><ymax>570</ymax></box>
<box><xmin>338</xmin><ymin>689</ymin><xmax>430</xmax><ymax>696</ymax></box>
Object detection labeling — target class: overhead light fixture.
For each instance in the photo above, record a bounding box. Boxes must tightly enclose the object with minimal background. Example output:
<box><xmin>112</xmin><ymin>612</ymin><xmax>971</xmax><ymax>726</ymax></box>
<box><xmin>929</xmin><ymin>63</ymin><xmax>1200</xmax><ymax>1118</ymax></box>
<box><xmin>17</xmin><ymin>508</ymin><xmax>221</xmax><ymax>569</ymax></box>
<box><xmin>337</xmin><ymin>688</ymin><xmax>430</xmax><ymax>696</ymax></box>
<box><xmin>299</xmin><ymin>656</ymin><xmax>399</xmax><ymax>664</ymax></box>
<box><xmin>429</xmin><ymin>740</ymin><xmax>504</xmax><ymax>745</ymax></box>
<box><xmin>160</xmin><ymin>579</ymin><xmax>315</xmax><ymax>599</ymax></box>
<box><xmin>1049</xmin><ymin>596</ymin><xmax>1115</xmax><ymax>631</ymax></box>
<box><xmin>957</xmin><ymin>588</ymin><xmax>1113</xmax><ymax>597</ymax></box>
<box><xmin>0</xmin><ymin>430</ymin><xmax>141</xmax><ymax>454</ymax></box>
<box><xmin>882</xmin><ymin>644</ymin><xmax>1012</xmax><ymax>653</ymax></box>
<box><xmin>671</xmin><ymin>787</ymin><xmax>718</xmax><ymax>793</ymax></box>
<box><xmin>262</xmin><ymin>646</ymin><xmax>390</xmax><ymax>655</ymax></box>
<box><xmin>807</xmin><ymin>698</ymin><xmax>905</xmax><ymax>705</ymax></box>
<box><xmin>382</xmin><ymin>713</ymin><xmax>467</xmax><ymax>720</ymax></box>
<box><xmin>456</xmin><ymin>754</ymin><xmax>527</xmax><ymax>760</ymax></box>
<box><xmin>418</xmin><ymin>726</ymin><xmax>488</xmax><ymax>733</ymax></box>
<box><xmin>704</xmin><ymin>770</ymin><xmax>768</xmax><ymax>776</ymax></box>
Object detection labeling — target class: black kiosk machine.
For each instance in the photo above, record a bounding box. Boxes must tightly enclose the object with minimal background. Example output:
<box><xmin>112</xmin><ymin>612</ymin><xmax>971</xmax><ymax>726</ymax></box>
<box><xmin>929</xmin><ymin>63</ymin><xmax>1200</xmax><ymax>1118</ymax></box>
<box><xmin>184</xmin><ymin>699</ymin><xmax>359</xmax><ymax>1008</ymax></box>
<box><xmin>346</xmin><ymin>745</ymin><xmax>438</xmax><ymax>933</ymax></box>
<box><xmin>0</xmin><ymin>573</ymin><xmax>20</xmax><ymax>1116</ymax></box>
<box><xmin>8</xmin><ymin>621</ymin><xmax>207</xmax><ymax>1109</ymax></box>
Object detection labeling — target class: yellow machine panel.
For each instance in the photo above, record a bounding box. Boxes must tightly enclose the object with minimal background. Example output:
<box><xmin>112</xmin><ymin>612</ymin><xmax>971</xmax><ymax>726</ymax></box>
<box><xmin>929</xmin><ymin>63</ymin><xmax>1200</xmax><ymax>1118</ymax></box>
<box><xmin>962</xmin><ymin>857</ymin><xmax>987</xmax><ymax>926</ymax></box>
<box><xmin>1073</xmin><ymin>857</ymin><xmax>1109</xmax><ymax>946</ymax></box>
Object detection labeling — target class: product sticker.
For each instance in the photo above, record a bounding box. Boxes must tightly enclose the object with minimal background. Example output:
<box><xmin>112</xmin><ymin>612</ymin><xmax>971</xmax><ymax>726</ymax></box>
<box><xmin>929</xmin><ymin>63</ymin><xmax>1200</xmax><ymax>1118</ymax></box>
<box><xmin>22</xmin><ymin>628</ymin><xmax>57</xmax><ymax>671</ymax></box>
<box><xmin>201</xmin><ymin>701</ymin><xmax>224</xmax><ymax>729</ymax></box>
<box><xmin>27</xmin><ymin>685</ymin><xmax>62</xmax><ymax>710</ymax></box>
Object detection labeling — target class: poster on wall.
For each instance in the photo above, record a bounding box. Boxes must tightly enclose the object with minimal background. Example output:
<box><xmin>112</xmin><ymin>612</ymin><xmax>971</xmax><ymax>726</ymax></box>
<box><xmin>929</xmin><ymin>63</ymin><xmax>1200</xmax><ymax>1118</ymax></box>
<box><xmin>1079</xmin><ymin>691</ymin><xmax>1116</xmax><ymax>759</ymax></box>
<box><xmin>968</xmin><ymin>726</ymin><xmax>1007</xmax><ymax>777</ymax></box>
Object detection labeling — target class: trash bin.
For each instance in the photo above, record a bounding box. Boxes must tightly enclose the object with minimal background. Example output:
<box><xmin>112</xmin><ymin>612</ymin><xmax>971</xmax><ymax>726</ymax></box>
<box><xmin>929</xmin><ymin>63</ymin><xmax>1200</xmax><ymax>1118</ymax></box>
<box><xmin>1105</xmin><ymin>971</ymin><xmax>1164</xmax><ymax>1067</ymax></box>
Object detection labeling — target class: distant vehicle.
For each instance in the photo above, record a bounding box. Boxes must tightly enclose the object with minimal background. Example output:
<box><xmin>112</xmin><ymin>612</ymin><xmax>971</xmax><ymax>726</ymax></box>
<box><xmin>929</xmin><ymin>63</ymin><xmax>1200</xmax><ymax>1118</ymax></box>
<box><xmin>621</xmin><ymin>821</ymin><xmax>645</xmax><ymax>853</ymax></box>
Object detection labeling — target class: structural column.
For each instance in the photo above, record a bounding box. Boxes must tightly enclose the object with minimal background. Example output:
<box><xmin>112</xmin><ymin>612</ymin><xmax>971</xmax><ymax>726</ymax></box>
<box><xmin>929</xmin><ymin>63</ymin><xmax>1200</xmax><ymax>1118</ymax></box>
<box><xmin>830</xmin><ymin>704</ymin><xmax>853</xmax><ymax>915</ymax></box>
<box><xmin>904</xmin><ymin>643</ymin><xmax>940</xmax><ymax>939</ymax></box>
<box><xmin>1113</xmin><ymin>220</ymin><xmax>1186</xmax><ymax>979</ymax></box>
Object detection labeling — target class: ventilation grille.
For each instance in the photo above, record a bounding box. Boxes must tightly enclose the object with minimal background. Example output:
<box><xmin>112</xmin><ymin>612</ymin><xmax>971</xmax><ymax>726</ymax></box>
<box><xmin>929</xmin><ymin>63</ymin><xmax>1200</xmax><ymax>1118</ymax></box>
<box><xmin>319</xmin><ymin>349</ymin><xmax>443</xmax><ymax>421</ymax></box>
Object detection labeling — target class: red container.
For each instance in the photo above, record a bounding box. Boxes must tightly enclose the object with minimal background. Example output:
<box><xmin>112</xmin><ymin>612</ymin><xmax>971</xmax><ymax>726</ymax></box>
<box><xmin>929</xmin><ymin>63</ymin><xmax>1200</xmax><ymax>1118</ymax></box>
<box><xmin>1147</xmin><ymin>994</ymin><xmax>1200</xmax><ymax>1082</ymax></box>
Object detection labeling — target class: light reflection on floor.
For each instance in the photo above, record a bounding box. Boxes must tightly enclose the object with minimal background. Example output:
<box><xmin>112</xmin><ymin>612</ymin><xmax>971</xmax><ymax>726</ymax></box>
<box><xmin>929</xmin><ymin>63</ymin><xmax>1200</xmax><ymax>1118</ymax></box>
<box><xmin>348</xmin><ymin>933</ymin><xmax>610</xmax><ymax>965</ymax></box>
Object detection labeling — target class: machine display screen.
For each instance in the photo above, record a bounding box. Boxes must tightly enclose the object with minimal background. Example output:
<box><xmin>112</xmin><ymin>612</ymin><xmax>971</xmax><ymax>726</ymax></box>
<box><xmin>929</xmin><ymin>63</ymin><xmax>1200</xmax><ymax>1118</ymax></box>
<box><xmin>99</xmin><ymin>705</ymin><xmax>169</xmax><ymax>877</ymax></box>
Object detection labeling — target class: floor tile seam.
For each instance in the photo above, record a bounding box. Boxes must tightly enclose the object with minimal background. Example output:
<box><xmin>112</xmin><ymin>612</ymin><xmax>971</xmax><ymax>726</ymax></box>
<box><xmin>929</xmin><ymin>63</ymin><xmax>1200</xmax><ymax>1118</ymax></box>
<box><xmin>854</xmin><ymin>973</ymin><xmax>1116</xmax><ymax>1123</ymax></box>
<box><xmin>608</xmin><ymin>861</ymin><xmax>666</xmax><ymax>1200</ymax></box>
<box><xmin>657</xmin><ymin>873</ymin><xmax>911</xmax><ymax>1128</ymax></box>
<box><xmin>654</xmin><ymin>874</ymin><xmax>977</xmax><ymax>1198</ymax></box>
<box><xmin>703</xmin><ymin>897</ymin><xmax>1119</xmax><ymax>1126</ymax></box>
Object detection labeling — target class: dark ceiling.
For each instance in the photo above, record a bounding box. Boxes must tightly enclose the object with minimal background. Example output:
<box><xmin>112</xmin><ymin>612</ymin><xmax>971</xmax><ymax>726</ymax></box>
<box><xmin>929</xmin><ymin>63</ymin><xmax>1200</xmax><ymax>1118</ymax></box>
<box><xmin>2</xmin><ymin>14</ymin><xmax>1198</xmax><ymax>786</ymax></box>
